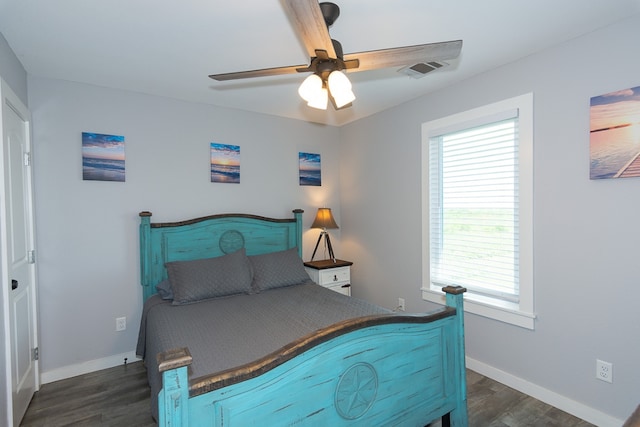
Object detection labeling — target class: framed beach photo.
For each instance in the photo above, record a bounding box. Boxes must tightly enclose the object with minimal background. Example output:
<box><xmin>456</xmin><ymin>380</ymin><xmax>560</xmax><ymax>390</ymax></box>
<box><xmin>82</xmin><ymin>132</ymin><xmax>125</xmax><ymax>182</ymax></box>
<box><xmin>299</xmin><ymin>152</ymin><xmax>321</xmax><ymax>186</ymax></box>
<box><xmin>211</xmin><ymin>142</ymin><xmax>240</xmax><ymax>183</ymax></box>
<box><xmin>590</xmin><ymin>85</ymin><xmax>640</xmax><ymax>179</ymax></box>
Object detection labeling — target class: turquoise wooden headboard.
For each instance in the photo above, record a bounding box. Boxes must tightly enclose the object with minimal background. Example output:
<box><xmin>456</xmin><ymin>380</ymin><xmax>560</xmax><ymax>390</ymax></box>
<box><xmin>139</xmin><ymin>209</ymin><xmax>304</xmax><ymax>301</ymax></box>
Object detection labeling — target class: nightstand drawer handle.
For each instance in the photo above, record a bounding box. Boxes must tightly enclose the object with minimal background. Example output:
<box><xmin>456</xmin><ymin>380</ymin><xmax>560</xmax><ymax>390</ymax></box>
<box><xmin>333</xmin><ymin>275</ymin><xmax>338</xmax><ymax>281</ymax></box>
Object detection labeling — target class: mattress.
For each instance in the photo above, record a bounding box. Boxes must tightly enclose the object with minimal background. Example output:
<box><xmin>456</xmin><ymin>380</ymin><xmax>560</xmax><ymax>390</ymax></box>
<box><xmin>136</xmin><ymin>281</ymin><xmax>390</xmax><ymax>419</ymax></box>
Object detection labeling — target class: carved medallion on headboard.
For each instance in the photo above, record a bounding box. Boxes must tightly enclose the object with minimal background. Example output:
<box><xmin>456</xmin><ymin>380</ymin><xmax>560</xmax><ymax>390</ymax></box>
<box><xmin>219</xmin><ymin>229</ymin><xmax>245</xmax><ymax>254</ymax></box>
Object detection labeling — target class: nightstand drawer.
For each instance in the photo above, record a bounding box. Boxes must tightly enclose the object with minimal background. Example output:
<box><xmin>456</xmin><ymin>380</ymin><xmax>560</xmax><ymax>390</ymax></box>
<box><xmin>326</xmin><ymin>283</ymin><xmax>351</xmax><ymax>296</ymax></box>
<box><xmin>318</xmin><ymin>266</ymin><xmax>350</xmax><ymax>285</ymax></box>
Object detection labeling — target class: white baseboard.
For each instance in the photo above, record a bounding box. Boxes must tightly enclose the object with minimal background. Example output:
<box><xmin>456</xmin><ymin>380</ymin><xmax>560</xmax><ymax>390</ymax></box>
<box><xmin>466</xmin><ymin>357</ymin><xmax>624</xmax><ymax>427</ymax></box>
<box><xmin>40</xmin><ymin>351</ymin><xmax>140</xmax><ymax>385</ymax></box>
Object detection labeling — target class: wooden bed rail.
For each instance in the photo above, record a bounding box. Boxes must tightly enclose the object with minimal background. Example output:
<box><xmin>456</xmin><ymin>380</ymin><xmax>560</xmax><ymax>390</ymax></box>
<box><xmin>156</xmin><ymin>286</ymin><xmax>468</xmax><ymax>426</ymax></box>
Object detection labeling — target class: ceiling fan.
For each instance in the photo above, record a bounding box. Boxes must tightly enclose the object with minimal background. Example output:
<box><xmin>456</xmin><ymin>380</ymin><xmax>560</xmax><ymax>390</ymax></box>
<box><xmin>209</xmin><ymin>0</ymin><xmax>462</xmax><ymax>111</ymax></box>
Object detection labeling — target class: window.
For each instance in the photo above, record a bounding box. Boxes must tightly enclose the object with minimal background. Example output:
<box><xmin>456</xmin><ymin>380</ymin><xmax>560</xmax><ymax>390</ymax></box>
<box><xmin>421</xmin><ymin>94</ymin><xmax>535</xmax><ymax>329</ymax></box>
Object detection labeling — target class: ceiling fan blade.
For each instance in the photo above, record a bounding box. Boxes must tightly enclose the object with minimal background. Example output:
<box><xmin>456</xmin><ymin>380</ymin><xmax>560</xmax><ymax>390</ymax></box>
<box><xmin>282</xmin><ymin>0</ymin><xmax>336</xmax><ymax>59</ymax></box>
<box><xmin>344</xmin><ymin>40</ymin><xmax>462</xmax><ymax>72</ymax></box>
<box><xmin>209</xmin><ymin>64</ymin><xmax>308</xmax><ymax>81</ymax></box>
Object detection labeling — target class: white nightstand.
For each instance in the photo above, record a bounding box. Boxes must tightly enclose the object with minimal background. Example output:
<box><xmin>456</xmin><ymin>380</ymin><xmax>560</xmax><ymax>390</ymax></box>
<box><xmin>304</xmin><ymin>259</ymin><xmax>353</xmax><ymax>296</ymax></box>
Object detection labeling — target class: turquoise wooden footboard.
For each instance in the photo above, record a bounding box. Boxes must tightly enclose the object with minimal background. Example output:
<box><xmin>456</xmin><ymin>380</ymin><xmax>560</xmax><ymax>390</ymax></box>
<box><xmin>157</xmin><ymin>287</ymin><xmax>467</xmax><ymax>427</ymax></box>
<box><xmin>139</xmin><ymin>210</ymin><xmax>468</xmax><ymax>426</ymax></box>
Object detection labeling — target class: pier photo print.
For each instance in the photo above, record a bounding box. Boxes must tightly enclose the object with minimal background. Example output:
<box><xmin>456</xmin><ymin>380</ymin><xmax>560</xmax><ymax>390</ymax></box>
<box><xmin>590</xmin><ymin>85</ymin><xmax>640</xmax><ymax>179</ymax></box>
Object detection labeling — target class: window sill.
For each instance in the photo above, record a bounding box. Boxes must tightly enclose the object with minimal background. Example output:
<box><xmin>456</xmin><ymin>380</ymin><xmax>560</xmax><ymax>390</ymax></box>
<box><xmin>422</xmin><ymin>287</ymin><xmax>536</xmax><ymax>329</ymax></box>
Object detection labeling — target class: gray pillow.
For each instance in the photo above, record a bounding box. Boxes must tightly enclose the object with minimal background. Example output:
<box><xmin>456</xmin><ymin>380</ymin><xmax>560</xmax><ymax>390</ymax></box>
<box><xmin>156</xmin><ymin>279</ymin><xmax>173</xmax><ymax>300</ymax></box>
<box><xmin>249</xmin><ymin>248</ymin><xmax>311</xmax><ymax>292</ymax></box>
<box><xmin>165</xmin><ymin>248</ymin><xmax>253</xmax><ymax>305</ymax></box>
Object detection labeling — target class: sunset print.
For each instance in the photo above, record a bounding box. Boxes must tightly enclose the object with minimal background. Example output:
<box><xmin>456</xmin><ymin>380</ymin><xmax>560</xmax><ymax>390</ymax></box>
<box><xmin>211</xmin><ymin>143</ymin><xmax>240</xmax><ymax>183</ymax></box>
<box><xmin>82</xmin><ymin>132</ymin><xmax>125</xmax><ymax>182</ymax></box>
<box><xmin>299</xmin><ymin>152</ymin><xmax>321</xmax><ymax>186</ymax></box>
<box><xmin>590</xmin><ymin>85</ymin><xmax>640</xmax><ymax>179</ymax></box>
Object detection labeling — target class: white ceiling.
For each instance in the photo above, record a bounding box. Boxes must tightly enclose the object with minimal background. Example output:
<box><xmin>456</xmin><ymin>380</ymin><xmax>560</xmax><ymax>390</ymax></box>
<box><xmin>1</xmin><ymin>0</ymin><xmax>639</xmax><ymax>126</ymax></box>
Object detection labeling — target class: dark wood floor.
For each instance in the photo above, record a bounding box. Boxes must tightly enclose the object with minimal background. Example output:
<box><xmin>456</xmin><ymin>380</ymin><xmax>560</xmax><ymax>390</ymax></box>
<box><xmin>21</xmin><ymin>361</ymin><xmax>155</xmax><ymax>427</ymax></box>
<box><xmin>21</xmin><ymin>361</ymin><xmax>594</xmax><ymax>426</ymax></box>
<box><xmin>465</xmin><ymin>370</ymin><xmax>593</xmax><ymax>427</ymax></box>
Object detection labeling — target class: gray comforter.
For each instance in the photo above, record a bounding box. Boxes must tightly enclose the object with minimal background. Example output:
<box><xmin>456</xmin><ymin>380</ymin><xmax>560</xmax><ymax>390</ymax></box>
<box><xmin>136</xmin><ymin>280</ymin><xmax>390</xmax><ymax>419</ymax></box>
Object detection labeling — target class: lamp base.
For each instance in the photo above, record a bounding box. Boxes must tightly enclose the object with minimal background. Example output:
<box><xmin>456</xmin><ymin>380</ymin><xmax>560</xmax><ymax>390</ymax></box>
<box><xmin>310</xmin><ymin>231</ymin><xmax>336</xmax><ymax>263</ymax></box>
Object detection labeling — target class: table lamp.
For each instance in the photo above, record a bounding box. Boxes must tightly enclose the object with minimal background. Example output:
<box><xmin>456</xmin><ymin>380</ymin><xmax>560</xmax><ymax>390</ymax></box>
<box><xmin>310</xmin><ymin>207</ymin><xmax>339</xmax><ymax>262</ymax></box>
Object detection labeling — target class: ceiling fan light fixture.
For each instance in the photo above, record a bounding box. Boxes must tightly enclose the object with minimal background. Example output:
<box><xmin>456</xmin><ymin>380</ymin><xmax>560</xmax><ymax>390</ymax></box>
<box><xmin>298</xmin><ymin>74</ymin><xmax>323</xmax><ymax>102</ymax></box>
<box><xmin>307</xmin><ymin>87</ymin><xmax>329</xmax><ymax>110</ymax></box>
<box><xmin>210</xmin><ymin>1</ymin><xmax>464</xmax><ymax>114</ymax></box>
<box><xmin>327</xmin><ymin>70</ymin><xmax>355</xmax><ymax>108</ymax></box>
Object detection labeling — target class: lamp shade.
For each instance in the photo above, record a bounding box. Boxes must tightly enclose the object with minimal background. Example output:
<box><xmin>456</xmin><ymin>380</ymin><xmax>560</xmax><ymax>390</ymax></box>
<box><xmin>327</xmin><ymin>70</ymin><xmax>355</xmax><ymax>108</ymax></box>
<box><xmin>310</xmin><ymin>208</ymin><xmax>339</xmax><ymax>230</ymax></box>
<box><xmin>298</xmin><ymin>74</ymin><xmax>323</xmax><ymax>102</ymax></box>
<box><xmin>307</xmin><ymin>87</ymin><xmax>328</xmax><ymax>110</ymax></box>
<box><xmin>298</xmin><ymin>74</ymin><xmax>328</xmax><ymax>110</ymax></box>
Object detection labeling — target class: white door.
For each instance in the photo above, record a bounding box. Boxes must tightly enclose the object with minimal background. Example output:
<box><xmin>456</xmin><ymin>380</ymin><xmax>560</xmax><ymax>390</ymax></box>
<box><xmin>1</xmin><ymin>79</ymin><xmax>39</xmax><ymax>427</ymax></box>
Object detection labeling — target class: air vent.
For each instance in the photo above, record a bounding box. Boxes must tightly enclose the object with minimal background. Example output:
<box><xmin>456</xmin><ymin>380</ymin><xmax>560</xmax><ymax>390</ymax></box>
<box><xmin>399</xmin><ymin>61</ymin><xmax>448</xmax><ymax>79</ymax></box>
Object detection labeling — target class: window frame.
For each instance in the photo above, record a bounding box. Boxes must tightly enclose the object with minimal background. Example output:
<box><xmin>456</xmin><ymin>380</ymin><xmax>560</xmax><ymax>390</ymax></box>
<box><xmin>421</xmin><ymin>93</ymin><xmax>535</xmax><ymax>329</ymax></box>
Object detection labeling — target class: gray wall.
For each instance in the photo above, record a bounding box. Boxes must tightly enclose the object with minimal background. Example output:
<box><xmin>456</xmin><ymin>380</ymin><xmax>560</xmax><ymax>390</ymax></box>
<box><xmin>0</xmin><ymin>32</ymin><xmax>28</xmax><ymax>105</ymax></box>
<box><xmin>28</xmin><ymin>76</ymin><xmax>342</xmax><ymax>379</ymax></box>
<box><xmin>339</xmin><ymin>14</ymin><xmax>640</xmax><ymax>423</ymax></box>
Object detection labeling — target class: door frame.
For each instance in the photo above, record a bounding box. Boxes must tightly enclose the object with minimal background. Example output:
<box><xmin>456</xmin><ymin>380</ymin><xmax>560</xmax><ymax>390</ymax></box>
<box><xmin>0</xmin><ymin>77</ymin><xmax>39</xmax><ymax>426</ymax></box>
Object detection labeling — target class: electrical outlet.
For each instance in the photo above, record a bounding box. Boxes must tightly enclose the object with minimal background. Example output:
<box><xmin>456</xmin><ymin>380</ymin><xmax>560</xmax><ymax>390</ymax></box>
<box><xmin>116</xmin><ymin>317</ymin><xmax>126</xmax><ymax>332</ymax></box>
<box><xmin>596</xmin><ymin>359</ymin><xmax>612</xmax><ymax>383</ymax></box>
<box><xmin>398</xmin><ymin>298</ymin><xmax>406</xmax><ymax>311</ymax></box>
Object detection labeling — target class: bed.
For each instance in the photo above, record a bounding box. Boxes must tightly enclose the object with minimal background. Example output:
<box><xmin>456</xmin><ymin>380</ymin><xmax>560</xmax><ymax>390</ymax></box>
<box><xmin>136</xmin><ymin>209</ymin><xmax>468</xmax><ymax>426</ymax></box>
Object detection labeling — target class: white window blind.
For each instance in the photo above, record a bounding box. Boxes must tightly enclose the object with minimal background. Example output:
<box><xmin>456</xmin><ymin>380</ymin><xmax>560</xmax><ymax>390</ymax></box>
<box><xmin>422</xmin><ymin>93</ymin><xmax>534</xmax><ymax>329</ymax></box>
<box><xmin>429</xmin><ymin>115</ymin><xmax>520</xmax><ymax>302</ymax></box>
